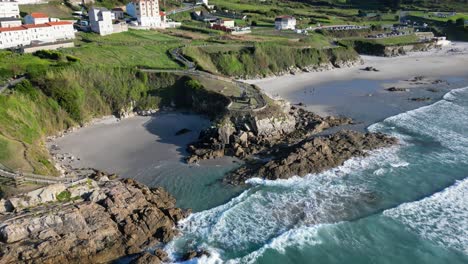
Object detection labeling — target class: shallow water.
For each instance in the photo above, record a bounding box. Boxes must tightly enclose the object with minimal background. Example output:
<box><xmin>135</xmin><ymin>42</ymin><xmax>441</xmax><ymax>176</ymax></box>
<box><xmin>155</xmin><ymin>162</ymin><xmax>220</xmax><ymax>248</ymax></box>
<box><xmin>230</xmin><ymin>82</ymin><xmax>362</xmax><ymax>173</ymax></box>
<box><xmin>165</xmin><ymin>86</ymin><xmax>468</xmax><ymax>263</ymax></box>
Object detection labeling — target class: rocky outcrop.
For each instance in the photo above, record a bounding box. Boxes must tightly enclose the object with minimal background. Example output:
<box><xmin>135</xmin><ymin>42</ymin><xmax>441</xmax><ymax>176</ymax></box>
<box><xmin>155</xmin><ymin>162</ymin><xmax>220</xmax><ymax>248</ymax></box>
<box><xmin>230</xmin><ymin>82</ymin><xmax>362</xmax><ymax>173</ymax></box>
<box><xmin>186</xmin><ymin>104</ymin><xmax>352</xmax><ymax>164</ymax></box>
<box><xmin>0</xmin><ymin>177</ymin><xmax>190</xmax><ymax>264</ymax></box>
<box><xmin>386</xmin><ymin>87</ymin><xmax>409</xmax><ymax>92</ymax></box>
<box><xmin>226</xmin><ymin>130</ymin><xmax>397</xmax><ymax>184</ymax></box>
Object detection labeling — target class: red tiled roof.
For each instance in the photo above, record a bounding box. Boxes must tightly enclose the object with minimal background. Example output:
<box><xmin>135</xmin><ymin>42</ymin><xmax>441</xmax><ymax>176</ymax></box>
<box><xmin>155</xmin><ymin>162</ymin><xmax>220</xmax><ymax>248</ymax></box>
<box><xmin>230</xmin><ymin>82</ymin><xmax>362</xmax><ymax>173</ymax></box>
<box><xmin>160</xmin><ymin>11</ymin><xmax>165</xmax><ymax>16</ymax></box>
<box><xmin>30</xmin><ymin>12</ymin><xmax>49</xmax><ymax>19</ymax></box>
<box><xmin>46</xmin><ymin>21</ymin><xmax>73</xmax><ymax>26</ymax></box>
<box><xmin>22</xmin><ymin>23</ymin><xmax>50</xmax><ymax>29</ymax></box>
<box><xmin>0</xmin><ymin>22</ymin><xmax>72</xmax><ymax>33</ymax></box>
<box><xmin>0</xmin><ymin>26</ymin><xmax>27</xmax><ymax>33</ymax></box>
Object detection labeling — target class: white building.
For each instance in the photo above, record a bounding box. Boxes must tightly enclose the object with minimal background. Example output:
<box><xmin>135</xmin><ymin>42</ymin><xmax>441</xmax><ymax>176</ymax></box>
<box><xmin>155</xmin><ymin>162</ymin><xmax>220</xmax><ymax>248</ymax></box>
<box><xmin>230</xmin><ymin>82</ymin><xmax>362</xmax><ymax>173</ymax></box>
<box><xmin>0</xmin><ymin>21</ymin><xmax>75</xmax><ymax>49</ymax></box>
<box><xmin>126</xmin><ymin>0</ymin><xmax>164</xmax><ymax>28</ymax></box>
<box><xmin>13</xmin><ymin>0</ymin><xmax>48</xmax><ymax>4</ymax></box>
<box><xmin>0</xmin><ymin>17</ymin><xmax>22</xmax><ymax>27</ymax></box>
<box><xmin>112</xmin><ymin>7</ymin><xmax>125</xmax><ymax>20</ymax></box>
<box><xmin>215</xmin><ymin>19</ymin><xmax>235</xmax><ymax>28</ymax></box>
<box><xmin>24</xmin><ymin>12</ymin><xmax>50</xmax><ymax>24</ymax></box>
<box><xmin>275</xmin><ymin>16</ymin><xmax>296</xmax><ymax>30</ymax></box>
<box><xmin>196</xmin><ymin>0</ymin><xmax>208</xmax><ymax>5</ymax></box>
<box><xmin>0</xmin><ymin>0</ymin><xmax>20</xmax><ymax>18</ymax></box>
<box><xmin>89</xmin><ymin>7</ymin><xmax>114</xmax><ymax>36</ymax></box>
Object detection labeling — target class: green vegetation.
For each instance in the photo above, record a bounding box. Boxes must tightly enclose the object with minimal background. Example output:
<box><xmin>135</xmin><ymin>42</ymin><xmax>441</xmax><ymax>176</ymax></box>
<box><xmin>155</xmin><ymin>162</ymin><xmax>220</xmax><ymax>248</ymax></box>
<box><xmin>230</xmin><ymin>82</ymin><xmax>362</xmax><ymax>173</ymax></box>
<box><xmin>184</xmin><ymin>44</ymin><xmax>359</xmax><ymax>77</ymax></box>
<box><xmin>0</xmin><ymin>51</ymin><xmax>52</xmax><ymax>83</ymax></box>
<box><xmin>1</xmin><ymin>0</ymin><xmax>466</xmax><ymax>177</ymax></box>
<box><xmin>64</xmin><ymin>30</ymin><xmax>184</xmax><ymax>69</ymax></box>
<box><xmin>56</xmin><ymin>190</ymin><xmax>71</xmax><ymax>202</ymax></box>
<box><xmin>0</xmin><ymin>79</ymin><xmax>74</xmax><ymax>175</ymax></box>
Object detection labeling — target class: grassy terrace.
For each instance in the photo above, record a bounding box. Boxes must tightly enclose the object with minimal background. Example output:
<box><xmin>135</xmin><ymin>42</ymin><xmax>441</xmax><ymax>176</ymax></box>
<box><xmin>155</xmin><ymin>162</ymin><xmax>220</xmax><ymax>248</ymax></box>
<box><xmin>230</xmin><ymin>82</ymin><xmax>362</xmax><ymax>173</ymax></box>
<box><xmin>63</xmin><ymin>30</ymin><xmax>185</xmax><ymax>69</ymax></box>
<box><xmin>347</xmin><ymin>34</ymin><xmax>421</xmax><ymax>46</ymax></box>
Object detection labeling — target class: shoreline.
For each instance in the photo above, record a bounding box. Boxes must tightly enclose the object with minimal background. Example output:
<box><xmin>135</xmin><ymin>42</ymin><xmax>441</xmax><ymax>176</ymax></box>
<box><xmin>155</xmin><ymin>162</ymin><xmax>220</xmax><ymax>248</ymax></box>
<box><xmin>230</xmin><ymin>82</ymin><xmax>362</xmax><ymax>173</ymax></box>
<box><xmin>246</xmin><ymin>42</ymin><xmax>468</xmax><ymax>99</ymax></box>
<box><xmin>47</xmin><ymin>44</ymin><xmax>468</xmax><ymax>208</ymax></box>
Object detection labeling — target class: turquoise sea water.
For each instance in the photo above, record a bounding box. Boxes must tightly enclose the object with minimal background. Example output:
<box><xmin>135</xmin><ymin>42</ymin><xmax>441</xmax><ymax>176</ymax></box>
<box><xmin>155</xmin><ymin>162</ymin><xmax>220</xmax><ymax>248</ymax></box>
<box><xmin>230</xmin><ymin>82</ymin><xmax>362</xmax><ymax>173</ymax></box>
<box><xmin>164</xmin><ymin>86</ymin><xmax>468</xmax><ymax>263</ymax></box>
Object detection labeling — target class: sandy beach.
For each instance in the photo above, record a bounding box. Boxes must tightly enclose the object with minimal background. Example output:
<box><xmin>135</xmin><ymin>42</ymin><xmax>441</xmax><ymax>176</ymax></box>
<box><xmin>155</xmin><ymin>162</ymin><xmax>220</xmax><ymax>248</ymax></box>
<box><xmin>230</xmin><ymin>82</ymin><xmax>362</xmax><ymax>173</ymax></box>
<box><xmin>247</xmin><ymin>42</ymin><xmax>468</xmax><ymax>128</ymax></box>
<box><xmin>50</xmin><ymin>113</ymin><xmax>244</xmax><ymax>211</ymax></box>
<box><xmin>247</xmin><ymin>42</ymin><xmax>468</xmax><ymax>96</ymax></box>
<box><xmin>48</xmin><ymin>43</ymin><xmax>468</xmax><ymax>209</ymax></box>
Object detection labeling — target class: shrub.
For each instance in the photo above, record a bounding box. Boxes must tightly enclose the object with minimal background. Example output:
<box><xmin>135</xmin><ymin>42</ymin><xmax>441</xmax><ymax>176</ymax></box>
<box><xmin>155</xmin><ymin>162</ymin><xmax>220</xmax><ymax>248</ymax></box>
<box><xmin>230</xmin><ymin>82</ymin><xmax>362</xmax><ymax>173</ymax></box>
<box><xmin>33</xmin><ymin>50</ymin><xmax>63</xmax><ymax>61</ymax></box>
<box><xmin>56</xmin><ymin>190</ymin><xmax>71</xmax><ymax>202</ymax></box>
<box><xmin>65</xmin><ymin>55</ymin><xmax>80</xmax><ymax>63</ymax></box>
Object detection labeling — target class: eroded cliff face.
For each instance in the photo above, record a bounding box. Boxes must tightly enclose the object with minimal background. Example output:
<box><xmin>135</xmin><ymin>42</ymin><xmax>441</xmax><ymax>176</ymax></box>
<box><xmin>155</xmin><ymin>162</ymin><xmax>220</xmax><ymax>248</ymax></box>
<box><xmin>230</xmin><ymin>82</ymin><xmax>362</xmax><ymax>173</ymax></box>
<box><xmin>383</xmin><ymin>42</ymin><xmax>438</xmax><ymax>57</ymax></box>
<box><xmin>0</xmin><ymin>177</ymin><xmax>190</xmax><ymax>264</ymax></box>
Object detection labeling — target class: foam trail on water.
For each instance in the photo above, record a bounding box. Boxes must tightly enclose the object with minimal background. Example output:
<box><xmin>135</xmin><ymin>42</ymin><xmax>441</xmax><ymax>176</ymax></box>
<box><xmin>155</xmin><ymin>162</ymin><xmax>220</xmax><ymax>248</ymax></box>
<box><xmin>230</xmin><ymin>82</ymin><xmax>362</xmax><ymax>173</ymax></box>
<box><xmin>384</xmin><ymin>178</ymin><xmax>468</xmax><ymax>254</ymax></box>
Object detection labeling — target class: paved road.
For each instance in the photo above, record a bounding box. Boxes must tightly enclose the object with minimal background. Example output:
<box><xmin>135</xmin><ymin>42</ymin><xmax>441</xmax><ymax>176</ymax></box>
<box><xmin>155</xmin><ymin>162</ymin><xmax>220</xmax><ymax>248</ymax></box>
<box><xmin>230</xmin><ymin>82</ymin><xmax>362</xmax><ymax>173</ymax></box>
<box><xmin>0</xmin><ymin>76</ymin><xmax>26</xmax><ymax>94</ymax></box>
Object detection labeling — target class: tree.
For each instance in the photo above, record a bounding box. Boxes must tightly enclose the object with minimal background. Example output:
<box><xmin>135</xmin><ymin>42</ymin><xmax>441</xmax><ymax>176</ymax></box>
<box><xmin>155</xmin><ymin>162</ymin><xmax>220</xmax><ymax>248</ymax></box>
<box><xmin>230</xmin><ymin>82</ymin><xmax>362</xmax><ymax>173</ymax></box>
<box><xmin>456</xmin><ymin>18</ymin><xmax>465</xmax><ymax>27</ymax></box>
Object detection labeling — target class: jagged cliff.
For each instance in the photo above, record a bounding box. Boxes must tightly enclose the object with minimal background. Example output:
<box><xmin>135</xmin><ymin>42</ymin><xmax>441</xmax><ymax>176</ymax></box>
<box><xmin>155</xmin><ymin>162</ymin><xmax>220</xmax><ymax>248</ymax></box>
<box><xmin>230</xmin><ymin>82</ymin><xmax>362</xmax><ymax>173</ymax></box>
<box><xmin>0</xmin><ymin>176</ymin><xmax>190</xmax><ymax>264</ymax></box>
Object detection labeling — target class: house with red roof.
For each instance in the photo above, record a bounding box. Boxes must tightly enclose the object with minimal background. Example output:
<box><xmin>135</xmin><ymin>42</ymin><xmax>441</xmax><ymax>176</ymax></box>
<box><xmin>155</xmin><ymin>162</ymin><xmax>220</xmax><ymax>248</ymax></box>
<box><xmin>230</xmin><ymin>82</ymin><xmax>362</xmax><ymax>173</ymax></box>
<box><xmin>24</xmin><ymin>12</ymin><xmax>50</xmax><ymax>25</ymax></box>
<box><xmin>0</xmin><ymin>18</ymin><xmax>75</xmax><ymax>49</ymax></box>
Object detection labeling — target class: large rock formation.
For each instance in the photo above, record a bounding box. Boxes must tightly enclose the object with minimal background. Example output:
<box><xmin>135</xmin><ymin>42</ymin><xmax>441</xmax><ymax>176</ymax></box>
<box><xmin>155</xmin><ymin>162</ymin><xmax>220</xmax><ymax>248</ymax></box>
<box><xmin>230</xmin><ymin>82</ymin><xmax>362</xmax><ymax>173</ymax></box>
<box><xmin>0</xmin><ymin>177</ymin><xmax>190</xmax><ymax>264</ymax></box>
<box><xmin>226</xmin><ymin>130</ymin><xmax>397</xmax><ymax>184</ymax></box>
<box><xmin>186</xmin><ymin>104</ymin><xmax>352</xmax><ymax>164</ymax></box>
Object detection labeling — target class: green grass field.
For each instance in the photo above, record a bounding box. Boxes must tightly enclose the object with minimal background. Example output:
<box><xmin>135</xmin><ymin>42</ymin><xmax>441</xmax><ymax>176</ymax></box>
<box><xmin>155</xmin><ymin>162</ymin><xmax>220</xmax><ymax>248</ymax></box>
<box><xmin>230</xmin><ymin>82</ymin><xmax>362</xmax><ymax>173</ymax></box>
<box><xmin>370</xmin><ymin>34</ymin><xmax>420</xmax><ymax>45</ymax></box>
<box><xmin>63</xmin><ymin>30</ymin><xmax>185</xmax><ymax>69</ymax></box>
<box><xmin>0</xmin><ymin>51</ymin><xmax>52</xmax><ymax>83</ymax></box>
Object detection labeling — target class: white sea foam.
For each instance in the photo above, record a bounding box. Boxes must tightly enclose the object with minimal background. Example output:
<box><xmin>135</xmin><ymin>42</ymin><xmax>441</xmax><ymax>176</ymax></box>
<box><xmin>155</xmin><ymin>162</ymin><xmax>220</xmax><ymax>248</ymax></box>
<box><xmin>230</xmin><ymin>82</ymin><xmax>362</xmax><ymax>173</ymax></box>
<box><xmin>226</xmin><ymin>224</ymin><xmax>333</xmax><ymax>264</ymax></box>
<box><xmin>369</xmin><ymin>86</ymin><xmax>468</xmax><ymax>160</ymax></box>
<box><xmin>166</xmin><ymin>86</ymin><xmax>468</xmax><ymax>263</ymax></box>
<box><xmin>166</xmin><ymin>146</ymin><xmax>405</xmax><ymax>262</ymax></box>
<box><xmin>384</xmin><ymin>178</ymin><xmax>468</xmax><ymax>254</ymax></box>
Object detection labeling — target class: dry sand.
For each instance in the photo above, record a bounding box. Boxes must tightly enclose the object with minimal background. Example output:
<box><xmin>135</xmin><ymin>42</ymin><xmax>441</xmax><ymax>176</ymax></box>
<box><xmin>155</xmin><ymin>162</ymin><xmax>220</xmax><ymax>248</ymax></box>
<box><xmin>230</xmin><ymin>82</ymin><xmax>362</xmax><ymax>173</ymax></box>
<box><xmin>247</xmin><ymin>42</ymin><xmax>468</xmax><ymax>98</ymax></box>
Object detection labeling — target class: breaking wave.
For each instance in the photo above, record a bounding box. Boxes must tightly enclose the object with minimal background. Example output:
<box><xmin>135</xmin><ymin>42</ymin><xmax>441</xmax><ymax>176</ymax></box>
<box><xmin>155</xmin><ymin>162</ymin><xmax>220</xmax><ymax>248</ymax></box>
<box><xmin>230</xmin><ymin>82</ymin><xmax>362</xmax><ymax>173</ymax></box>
<box><xmin>166</xmin><ymin>87</ymin><xmax>468</xmax><ymax>263</ymax></box>
<box><xmin>384</xmin><ymin>178</ymin><xmax>468</xmax><ymax>254</ymax></box>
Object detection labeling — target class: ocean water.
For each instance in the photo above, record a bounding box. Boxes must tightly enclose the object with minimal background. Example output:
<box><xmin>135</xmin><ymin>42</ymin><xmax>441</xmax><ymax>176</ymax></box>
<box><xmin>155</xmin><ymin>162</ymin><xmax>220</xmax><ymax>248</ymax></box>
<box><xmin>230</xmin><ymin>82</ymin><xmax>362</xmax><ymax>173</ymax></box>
<box><xmin>164</xmin><ymin>87</ymin><xmax>468</xmax><ymax>264</ymax></box>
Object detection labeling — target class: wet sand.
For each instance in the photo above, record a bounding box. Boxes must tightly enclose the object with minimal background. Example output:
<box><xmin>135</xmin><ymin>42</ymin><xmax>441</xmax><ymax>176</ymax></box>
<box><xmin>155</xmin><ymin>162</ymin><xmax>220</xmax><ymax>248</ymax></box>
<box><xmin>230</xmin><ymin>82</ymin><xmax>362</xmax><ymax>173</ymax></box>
<box><xmin>247</xmin><ymin>42</ymin><xmax>468</xmax><ymax>129</ymax></box>
<box><xmin>247</xmin><ymin>42</ymin><xmax>468</xmax><ymax>95</ymax></box>
<box><xmin>50</xmin><ymin>113</ymin><xmax>244</xmax><ymax>211</ymax></box>
<box><xmin>49</xmin><ymin>43</ymin><xmax>468</xmax><ymax>209</ymax></box>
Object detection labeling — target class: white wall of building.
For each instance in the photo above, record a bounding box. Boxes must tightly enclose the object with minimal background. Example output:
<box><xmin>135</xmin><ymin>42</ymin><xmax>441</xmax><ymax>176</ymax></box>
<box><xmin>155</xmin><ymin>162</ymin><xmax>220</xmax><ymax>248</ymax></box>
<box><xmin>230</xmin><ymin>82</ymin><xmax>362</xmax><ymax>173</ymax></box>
<box><xmin>15</xmin><ymin>0</ymin><xmax>48</xmax><ymax>4</ymax></box>
<box><xmin>0</xmin><ymin>28</ymin><xmax>30</xmax><ymax>49</ymax></box>
<box><xmin>0</xmin><ymin>22</ymin><xmax>75</xmax><ymax>49</ymax></box>
<box><xmin>0</xmin><ymin>1</ymin><xmax>20</xmax><ymax>18</ymax></box>
<box><xmin>275</xmin><ymin>17</ymin><xmax>296</xmax><ymax>30</ymax></box>
<box><xmin>127</xmin><ymin>0</ymin><xmax>164</xmax><ymax>28</ymax></box>
<box><xmin>24</xmin><ymin>13</ymin><xmax>50</xmax><ymax>24</ymax></box>
<box><xmin>89</xmin><ymin>8</ymin><xmax>114</xmax><ymax>36</ymax></box>
<box><xmin>0</xmin><ymin>19</ymin><xmax>22</xmax><ymax>27</ymax></box>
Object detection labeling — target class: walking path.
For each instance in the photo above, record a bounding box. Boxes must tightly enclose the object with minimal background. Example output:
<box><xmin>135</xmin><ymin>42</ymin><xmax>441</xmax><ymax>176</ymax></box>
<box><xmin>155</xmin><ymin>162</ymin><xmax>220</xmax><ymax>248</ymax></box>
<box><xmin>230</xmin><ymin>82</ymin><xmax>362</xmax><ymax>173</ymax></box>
<box><xmin>0</xmin><ymin>76</ymin><xmax>25</xmax><ymax>94</ymax></box>
<box><xmin>141</xmin><ymin>48</ymin><xmax>268</xmax><ymax>112</ymax></box>
<box><xmin>0</xmin><ymin>48</ymin><xmax>268</xmax><ymax>184</ymax></box>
